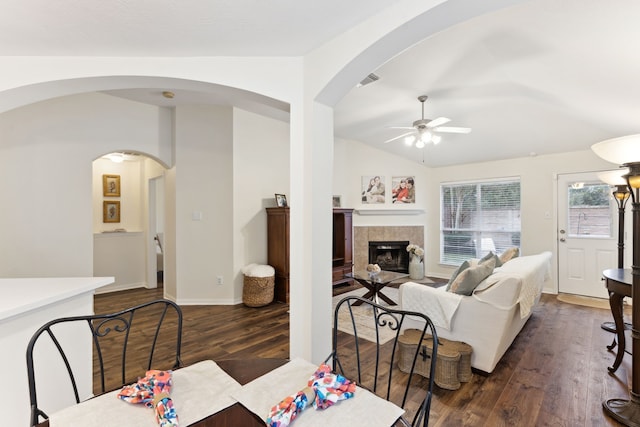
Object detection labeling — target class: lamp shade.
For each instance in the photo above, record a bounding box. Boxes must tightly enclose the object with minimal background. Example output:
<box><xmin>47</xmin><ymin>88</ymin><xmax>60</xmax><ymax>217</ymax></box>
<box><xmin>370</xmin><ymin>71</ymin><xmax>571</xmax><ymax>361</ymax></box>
<box><xmin>591</xmin><ymin>134</ymin><xmax>640</xmax><ymax>165</ymax></box>
<box><xmin>597</xmin><ymin>168</ymin><xmax>630</xmax><ymax>186</ymax></box>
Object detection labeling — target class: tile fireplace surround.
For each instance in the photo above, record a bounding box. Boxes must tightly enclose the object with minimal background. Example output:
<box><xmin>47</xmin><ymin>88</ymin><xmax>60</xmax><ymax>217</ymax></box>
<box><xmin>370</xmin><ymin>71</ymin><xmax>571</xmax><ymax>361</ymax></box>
<box><xmin>354</xmin><ymin>226</ymin><xmax>424</xmax><ymax>272</ymax></box>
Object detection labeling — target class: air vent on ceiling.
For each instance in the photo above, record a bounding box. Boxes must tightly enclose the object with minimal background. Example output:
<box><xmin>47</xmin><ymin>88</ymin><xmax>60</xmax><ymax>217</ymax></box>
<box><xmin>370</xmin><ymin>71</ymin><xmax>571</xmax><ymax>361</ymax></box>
<box><xmin>357</xmin><ymin>73</ymin><xmax>380</xmax><ymax>87</ymax></box>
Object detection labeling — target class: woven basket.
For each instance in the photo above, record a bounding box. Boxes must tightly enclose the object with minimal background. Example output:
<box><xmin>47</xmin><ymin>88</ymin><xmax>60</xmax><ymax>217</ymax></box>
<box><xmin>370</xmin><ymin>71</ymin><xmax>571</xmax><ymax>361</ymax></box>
<box><xmin>398</xmin><ymin>329</ymin><xmax>472</xmax><ymax>390</ymax></box>
<box><xmin>242</xmin><ymin>274</ymin><xmax>275</xmax><ymax>307</ymax></box>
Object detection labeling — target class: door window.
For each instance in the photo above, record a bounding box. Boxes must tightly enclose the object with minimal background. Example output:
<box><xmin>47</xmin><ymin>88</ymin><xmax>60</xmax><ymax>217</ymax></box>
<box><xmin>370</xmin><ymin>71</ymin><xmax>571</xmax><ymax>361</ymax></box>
<box><xmin>566</xmin><ymin>182</ymin><xmax>612</xmax><ymax>238</ymax></box>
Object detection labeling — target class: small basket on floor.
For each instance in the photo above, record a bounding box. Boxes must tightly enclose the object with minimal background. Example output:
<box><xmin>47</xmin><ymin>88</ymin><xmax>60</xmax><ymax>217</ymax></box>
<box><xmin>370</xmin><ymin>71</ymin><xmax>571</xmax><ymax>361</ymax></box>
<box><xmin>242</xmin><ymin>264</ymin><xmax>275</xmax><ymax>307</ymax></box>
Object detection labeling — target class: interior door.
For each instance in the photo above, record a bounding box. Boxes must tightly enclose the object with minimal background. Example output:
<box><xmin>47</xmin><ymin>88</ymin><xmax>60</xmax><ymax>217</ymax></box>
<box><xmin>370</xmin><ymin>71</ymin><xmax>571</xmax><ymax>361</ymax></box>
<box><xmin>557</xmin><ymin>172</ymin><xmax>617</xmax><ymax>298</ymax></box>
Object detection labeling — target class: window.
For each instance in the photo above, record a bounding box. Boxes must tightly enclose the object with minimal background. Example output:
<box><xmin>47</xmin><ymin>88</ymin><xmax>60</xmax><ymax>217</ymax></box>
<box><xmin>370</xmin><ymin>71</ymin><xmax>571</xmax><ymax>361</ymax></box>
<box><xmin>566</xmin><ymin>182</ymin><xmax>612</xmax><ymax>238</ymax></box>
<box><xmin>441</xmin><ymin>178</ymin><xmax>521</xmax><ymax>265</ymax></box>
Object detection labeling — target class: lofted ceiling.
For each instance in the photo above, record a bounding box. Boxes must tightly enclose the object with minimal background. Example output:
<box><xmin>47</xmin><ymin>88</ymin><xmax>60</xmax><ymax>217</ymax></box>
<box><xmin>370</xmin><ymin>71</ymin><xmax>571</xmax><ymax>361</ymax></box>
<box><xmin>4</xmin><ymin>0</ymin><xmax>640</xmax><ymax>168</ymax></box>
<box><xmin>334</xmin><ymin>0</ymin><xmax>640</xmax><ymax>167</ymax></box>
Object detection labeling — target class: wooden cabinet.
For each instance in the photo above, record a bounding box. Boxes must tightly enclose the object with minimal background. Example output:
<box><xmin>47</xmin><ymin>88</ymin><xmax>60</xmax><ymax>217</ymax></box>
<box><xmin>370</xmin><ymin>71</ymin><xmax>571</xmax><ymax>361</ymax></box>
<box><xmin>266</xmin><ymin>207</ymin><xmax>290</xmax><ymax>303</ymax></box>
<box><xmin>267</xmin><ymin>207</ymin><xmax>354</xmax><ymax>303</ymax></box>
<box><xmin>332</xmin><ymin>208</ymin><xmax>354</xmax><ymax>287</ymax></box>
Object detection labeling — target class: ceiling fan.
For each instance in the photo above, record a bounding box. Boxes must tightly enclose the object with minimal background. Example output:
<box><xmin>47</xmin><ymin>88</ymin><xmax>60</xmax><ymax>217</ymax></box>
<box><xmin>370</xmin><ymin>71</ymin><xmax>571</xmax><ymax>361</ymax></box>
<box><xmin>385</xmin><ymin>95</ymin><xmax>471</xmax><ymax>147</ymax></box>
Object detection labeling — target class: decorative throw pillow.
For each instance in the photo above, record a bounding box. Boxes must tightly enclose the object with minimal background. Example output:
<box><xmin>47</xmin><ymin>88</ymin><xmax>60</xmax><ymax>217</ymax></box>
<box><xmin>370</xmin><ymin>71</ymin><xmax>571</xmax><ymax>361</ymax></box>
<box><xmin>479</xmin><ymin>251</ymin><xmax>494</xmax><ymax>263</ymax></box>
<box><xmin>448</xmin><ymin>258</ymin><xmax>496</xmax><ymax>296</ymax></box>
<box><xmin>482</xmin><ymin>251</ymin><xmax>503</xmax><ymax>268</ymax></box>
<box><xmin>499</xmin><ymin>247</ymin><xmax>520</xmax><ymax>264</ymax></box>
<box><xmin>446</xmin><ymin>260</ymin><xmax>471</xmax><ymax>291</ymax></box>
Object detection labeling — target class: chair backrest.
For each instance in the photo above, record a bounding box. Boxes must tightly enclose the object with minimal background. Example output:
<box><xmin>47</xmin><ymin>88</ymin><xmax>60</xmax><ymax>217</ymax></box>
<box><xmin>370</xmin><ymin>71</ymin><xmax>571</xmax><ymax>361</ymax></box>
<box><xmin>327</xmin><ymin>295</ymin><xmax>438</xmax><ymax>427</ymax></box>
<box><xmin>26</xmin><ymin>298</ymin><xmax>183</xmax><ymax>427</ymax></box>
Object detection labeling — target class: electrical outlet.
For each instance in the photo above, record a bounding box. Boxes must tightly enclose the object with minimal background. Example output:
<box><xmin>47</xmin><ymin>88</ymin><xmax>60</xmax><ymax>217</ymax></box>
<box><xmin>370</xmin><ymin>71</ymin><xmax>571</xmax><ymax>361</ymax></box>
<box><xmin>216</xmin><ymin>276</ymin><xmax>223</xmax><ymax>285</ymax></box>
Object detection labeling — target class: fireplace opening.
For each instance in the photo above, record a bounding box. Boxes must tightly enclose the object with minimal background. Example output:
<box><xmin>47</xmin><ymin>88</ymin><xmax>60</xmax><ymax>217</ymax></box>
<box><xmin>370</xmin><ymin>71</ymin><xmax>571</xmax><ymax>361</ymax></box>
<box><xmin>368</xmin><ymin>240</ymin><xmax>410</xmax><ymax>273</ymax></box>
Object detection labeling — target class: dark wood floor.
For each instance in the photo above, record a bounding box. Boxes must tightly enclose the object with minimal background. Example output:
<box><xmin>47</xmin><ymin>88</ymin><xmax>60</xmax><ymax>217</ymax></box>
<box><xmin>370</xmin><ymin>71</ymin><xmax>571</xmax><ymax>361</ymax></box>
<box><xmin>95</xmin><ymin>285</ymin><xmax>631</xmax><ymax>426</ymax></box>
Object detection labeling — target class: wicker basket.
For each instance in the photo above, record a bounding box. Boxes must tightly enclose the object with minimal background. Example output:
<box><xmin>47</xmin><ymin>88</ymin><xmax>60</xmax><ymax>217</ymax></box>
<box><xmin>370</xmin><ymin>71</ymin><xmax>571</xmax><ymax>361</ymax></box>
<box><xmin>398</xmin><ymin>329</ymin><xmax>473</xmax><ymax>390</ymax></box>
<box><xmin>242</xmin><ymin>271</ymin><xmax>275</xmax><ymax>307</ymax></box>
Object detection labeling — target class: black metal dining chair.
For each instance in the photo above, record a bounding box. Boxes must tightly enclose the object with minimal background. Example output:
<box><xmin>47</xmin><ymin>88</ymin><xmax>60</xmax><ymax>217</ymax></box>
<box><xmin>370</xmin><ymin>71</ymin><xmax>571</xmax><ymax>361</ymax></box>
<box><xmin>326</xmin><ymin>295</ymin><xmax>438</xmax><ymax>427</ymax></box>
<box><xmin>26</xmin><ymin>299</ymin><xmax>183</xmax><ymax>427</ymax></box>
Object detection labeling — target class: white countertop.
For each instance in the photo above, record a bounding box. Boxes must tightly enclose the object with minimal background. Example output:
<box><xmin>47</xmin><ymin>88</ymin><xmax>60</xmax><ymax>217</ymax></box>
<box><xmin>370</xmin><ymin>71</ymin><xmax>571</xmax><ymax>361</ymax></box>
<box><xmin>0</xmin><ymin>277</ymin><xmax>114</xmax><ymax>323</ymax></box>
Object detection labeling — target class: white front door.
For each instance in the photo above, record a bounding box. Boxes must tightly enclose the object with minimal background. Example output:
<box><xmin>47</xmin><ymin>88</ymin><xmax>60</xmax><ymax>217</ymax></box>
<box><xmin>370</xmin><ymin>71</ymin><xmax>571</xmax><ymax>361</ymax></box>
<box><xmin>557</xmin><ymin>172</ymin><xmax>619</xmax><ymax>298</ymax></box>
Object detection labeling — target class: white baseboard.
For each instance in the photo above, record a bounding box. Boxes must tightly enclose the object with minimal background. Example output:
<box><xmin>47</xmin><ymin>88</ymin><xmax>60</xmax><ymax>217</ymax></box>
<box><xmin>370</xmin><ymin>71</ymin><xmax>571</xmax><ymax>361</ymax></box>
<box><xmin>95</xmin><ymin>281</ymin><xmax>148</xmax><ymax>294</ymax></box>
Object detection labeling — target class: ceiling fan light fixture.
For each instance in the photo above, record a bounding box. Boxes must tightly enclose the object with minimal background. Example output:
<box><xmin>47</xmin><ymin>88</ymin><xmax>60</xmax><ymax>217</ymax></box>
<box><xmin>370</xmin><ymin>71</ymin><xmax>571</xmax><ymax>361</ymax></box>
<box><xmin>385</xmin><ymin>95</ymin><xmax>470</xmax><ymax>149</ymax></box>
<box><xmin>420</xmin><ymin>130</ymin><xmax>432</xmax><ymax>143</ymax></box>
<box><xmin>404</xmin><ymin>135</ymin><xmax>415</xmax><ymax>146</ymax></box>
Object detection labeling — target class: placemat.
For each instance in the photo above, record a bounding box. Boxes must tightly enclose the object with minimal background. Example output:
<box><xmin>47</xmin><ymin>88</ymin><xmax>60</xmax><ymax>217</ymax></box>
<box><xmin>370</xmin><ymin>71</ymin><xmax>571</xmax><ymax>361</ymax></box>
<box><xmin>50</xmin><ymin>360</ymin><xmax>241</xmax><ymax>427</ymax></box>
<box><xmin>232</xmin><ymin>357</ymin><xmax>405</xmax><ymax>427</ymax></box>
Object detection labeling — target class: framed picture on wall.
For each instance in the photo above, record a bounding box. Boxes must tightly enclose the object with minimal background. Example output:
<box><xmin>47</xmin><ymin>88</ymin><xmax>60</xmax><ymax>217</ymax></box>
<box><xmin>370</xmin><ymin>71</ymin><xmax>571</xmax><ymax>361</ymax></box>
<box><xmin>392</xmin><ymin>176</ymin><xmax>416</xmax><ymax>204</ymax></box>
<box><xmin>103</xmin><ymin>174</ymin><xmax>121</xmax><ymax>197</ymax></box>
<box><xmin>332</xmin><ymin>195</ymin><xmax>342</xmax><ymax>207</ymax></box>
<box><xmin>275</xmin><ymin>193</ymin><xmax>288</xmax><ymax>207</ymax></box>
<box><xmin>103</xmin><ymin>201</ymin><xmax>121</xmax><ymax>223</ymax></box>
<box><xmin>361</xmin><ymin>175</ymin><xmax>385</xmax><ymax>204</ymax></box>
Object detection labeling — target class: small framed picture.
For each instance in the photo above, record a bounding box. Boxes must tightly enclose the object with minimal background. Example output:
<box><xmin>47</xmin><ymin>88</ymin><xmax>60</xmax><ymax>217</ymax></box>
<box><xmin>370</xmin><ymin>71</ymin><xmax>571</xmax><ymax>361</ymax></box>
<box><xmin>103</xmin><ymin>201</ymin><xmax>121</xmax><ymax>223</ymax></box>
<box><xmin>333</xmin><ymin>195</ymin><xmax>342</xmax><ymax>207</ymax></box>
<box><xmin>103</xmin><ymin>174</ymin><xmax>121</xmax><ymax>197</ymax></box>
<box><xmin>392</xmin><ymin>176</ymin><xmax>416</xmax><ymax>204</ymax></box>
<box><xmin>275</xmin><ymin>193</ymin><xmax>288</xmax><ymax>207</ymax></box>
<box><xmin>361</xmin><ymin>175</ymin><xmax>385</xmax><ymax>204</ymax></box>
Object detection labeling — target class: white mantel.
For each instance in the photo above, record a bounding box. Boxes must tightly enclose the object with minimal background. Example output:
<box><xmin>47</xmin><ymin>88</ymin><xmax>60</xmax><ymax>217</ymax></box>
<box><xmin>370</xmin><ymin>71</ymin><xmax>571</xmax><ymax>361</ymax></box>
<box><xmin>1</xmin><ymin>277</ymin><xmax>114</xmax><ymax>427</ymax></box>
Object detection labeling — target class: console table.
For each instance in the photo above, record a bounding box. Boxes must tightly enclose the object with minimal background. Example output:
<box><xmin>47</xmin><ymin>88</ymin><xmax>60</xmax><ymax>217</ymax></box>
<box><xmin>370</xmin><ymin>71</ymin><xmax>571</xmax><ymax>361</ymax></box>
<box><xmin>604</xmin><ymin>268</ymin><xmax>632</xmax><ymax>373</ymax></box>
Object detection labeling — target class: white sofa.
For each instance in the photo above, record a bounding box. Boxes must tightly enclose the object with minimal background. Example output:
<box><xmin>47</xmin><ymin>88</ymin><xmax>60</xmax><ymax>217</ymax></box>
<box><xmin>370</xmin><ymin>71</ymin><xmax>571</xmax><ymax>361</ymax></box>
<box><xmin>399</xmin><ymin>251</ymin><xmax>552</xmax><ymax>373</ymax></box>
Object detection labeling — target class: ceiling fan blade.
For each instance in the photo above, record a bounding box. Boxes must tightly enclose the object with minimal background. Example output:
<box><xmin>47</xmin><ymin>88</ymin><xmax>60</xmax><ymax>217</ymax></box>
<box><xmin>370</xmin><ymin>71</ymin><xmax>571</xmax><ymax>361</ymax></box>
<box><xmin>387</xmin><ymin>126</ymin><xmax>415</xmax><ymax>130</ymax></box>
<box><xmin>434</xmin><ymin>126</ymin><xmax>472</xmax><ymax>134</ymax></box>
<box><xmin>426</xmin><ymin>117</ymin><xmax>450</xmax><ymax>128</ymax></box>
<box><xmin>384</xmin><ymin>131</ymin><xmax>415</xmax><ymax>143</ymax></box>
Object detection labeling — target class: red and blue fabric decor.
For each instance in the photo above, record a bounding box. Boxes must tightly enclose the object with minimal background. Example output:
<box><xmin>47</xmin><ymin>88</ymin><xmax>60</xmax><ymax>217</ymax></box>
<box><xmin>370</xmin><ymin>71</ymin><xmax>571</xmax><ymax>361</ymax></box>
<box><xmin>266</xmin><ymin>364</ymin><xmax>356</xmax><ymax>427</ymax></box>
<box><xmin>117</xmin><ymin>370</ymin><xmax>178</xmax><ymax>427</ymax></box>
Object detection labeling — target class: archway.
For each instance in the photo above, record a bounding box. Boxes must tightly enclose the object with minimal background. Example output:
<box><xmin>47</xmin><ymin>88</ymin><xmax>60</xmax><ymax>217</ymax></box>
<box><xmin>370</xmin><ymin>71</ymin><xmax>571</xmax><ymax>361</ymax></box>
<box><xmin>92</xmin><ymin>151</ymin><xmax>168</xmax><ymax>294</ymax></box>
<box><xmin>0</xmin><ymin>0</ymin><xmax>528</xmax><ymax>363</ymax></box>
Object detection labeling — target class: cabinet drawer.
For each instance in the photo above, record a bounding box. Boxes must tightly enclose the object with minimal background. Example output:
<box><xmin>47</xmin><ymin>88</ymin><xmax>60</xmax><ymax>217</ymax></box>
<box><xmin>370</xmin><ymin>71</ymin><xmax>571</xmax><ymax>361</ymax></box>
<box><xmin>332</xmin><ymin>268</ymin><xmax>345</xmax><ymax>282</ymax></box>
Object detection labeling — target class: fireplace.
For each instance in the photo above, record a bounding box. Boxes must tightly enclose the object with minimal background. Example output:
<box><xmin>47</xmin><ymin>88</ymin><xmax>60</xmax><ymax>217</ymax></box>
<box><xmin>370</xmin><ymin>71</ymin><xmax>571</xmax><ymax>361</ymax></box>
<box><xmin>369</xmin><ymin>241</ymin><xmax>410</xmax><ymax>273</ymax></box>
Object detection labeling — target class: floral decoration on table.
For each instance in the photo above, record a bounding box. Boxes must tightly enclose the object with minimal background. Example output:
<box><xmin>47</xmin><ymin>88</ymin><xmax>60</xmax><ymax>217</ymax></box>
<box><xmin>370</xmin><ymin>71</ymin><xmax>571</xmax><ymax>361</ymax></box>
<box><xmin>366</xmin><ymin>263</ymin><xmax>382</xmax><ymax>276</ymax></box>
<box><xmin>266</xmin><ymin>363</ymin><xmax>356</xmax><ymax>427</ymax></box>
<box><xmin>406</xmin><ymin>244</ymin><xmax>424</xmax><ymax>263</ymax></box>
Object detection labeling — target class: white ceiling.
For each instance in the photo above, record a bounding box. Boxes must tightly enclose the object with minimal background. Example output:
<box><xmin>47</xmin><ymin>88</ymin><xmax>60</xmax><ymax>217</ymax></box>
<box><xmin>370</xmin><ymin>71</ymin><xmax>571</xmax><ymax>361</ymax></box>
<box><xmin>335</xmin><ymin>0</ymin><xmax>640</xmax><ymax>167</ymax></box>
<box><xmin>5</xmin><ymin>0</ymin><xmax>640</xmax><ymax>167</ymax></box>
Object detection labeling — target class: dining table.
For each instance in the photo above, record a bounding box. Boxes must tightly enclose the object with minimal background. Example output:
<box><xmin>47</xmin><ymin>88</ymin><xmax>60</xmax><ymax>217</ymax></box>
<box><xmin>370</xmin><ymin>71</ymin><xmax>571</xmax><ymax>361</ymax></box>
<box><xmin>37</xmin><ymin>357</ymin><xmax>407</xmax><ymax>427</ymax></box>
<box><xmin>36</xmin><ymin>358</ymin><xmax>288</xmax><ymax>427</ymax></box>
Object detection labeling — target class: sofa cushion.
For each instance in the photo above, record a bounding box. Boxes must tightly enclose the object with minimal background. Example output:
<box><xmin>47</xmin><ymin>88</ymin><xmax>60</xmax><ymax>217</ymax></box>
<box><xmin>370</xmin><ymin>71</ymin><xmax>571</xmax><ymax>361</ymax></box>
<box><xmin>479</xmin><ymin>251</ymin><xmax>494</xmax><ymax>263</ymax></box>
<box><xmin>449</xmin><ymin>258</ymin><xmax>496</xmax><ymax>296</ymax></box>
<box><xmin>482</xmin><ymin>251</ymin><xmax>503</xmax><ymax>268</ymax></box>
<box><xmin>446</xmin><ymin>259</ymin><xmax>471</xmax><ymax>291</ymax></box>
<box><xmin>499</xmin><ymin>247</ymin><xmax>520</xmax><ymax>264</ymax></box>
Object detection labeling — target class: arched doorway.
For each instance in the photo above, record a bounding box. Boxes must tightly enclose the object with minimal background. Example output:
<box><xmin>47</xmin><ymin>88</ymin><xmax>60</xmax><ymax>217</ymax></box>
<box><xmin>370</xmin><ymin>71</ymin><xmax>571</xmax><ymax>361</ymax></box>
<box><xmin>92</xmin><ymin>151</ymin><xmax>168</xmax><ymax>294</ymax></box>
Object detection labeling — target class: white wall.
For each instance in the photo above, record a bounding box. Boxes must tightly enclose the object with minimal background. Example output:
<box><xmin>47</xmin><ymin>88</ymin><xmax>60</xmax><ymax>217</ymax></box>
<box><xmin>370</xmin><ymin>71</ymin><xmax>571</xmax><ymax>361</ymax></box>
<box><xmin>333</xmin><ymin>137</ymin><xmax>431</xmax><ymax>231</ymax></box>
<box><xmin>333</xmin><ymin>139</ymin><xmax>618</xmax><ymax>295</ymax></box>
<box><xmin>93</xmin><ymin>232</ymin><xmax>146</xmax><ymax>292</ymax></box>
<box><xmin>233</xmin><ymin>108</ymin><xmax>290</xmax><ymax>301</ymax></box>
<box><xmin>427</xmin><ymin>150</ymin><xmax>616</xmax><ymax>293</ymax></box>
<box><xmin>173</xmin><ymin>105</ymin><xmax>235</xmax><ymax>303</ymax></box>
<box><xmin>0</xmin><ymin>92</ymin><xmax>167</xmax><ymax>277</ymax></box>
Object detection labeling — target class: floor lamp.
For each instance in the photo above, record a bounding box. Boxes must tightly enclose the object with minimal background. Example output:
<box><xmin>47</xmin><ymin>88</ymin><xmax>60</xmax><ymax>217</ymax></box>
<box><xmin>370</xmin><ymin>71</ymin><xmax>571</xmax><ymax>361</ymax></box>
<box><xmin>598</xmin><ymin>169</ymin><xmax>630</xmax><ymax>333</ymax></box>
<box><xmin>592</xmin><ymin>135</ymin><xmax>640</xmax><ymax>426</ymax></box>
